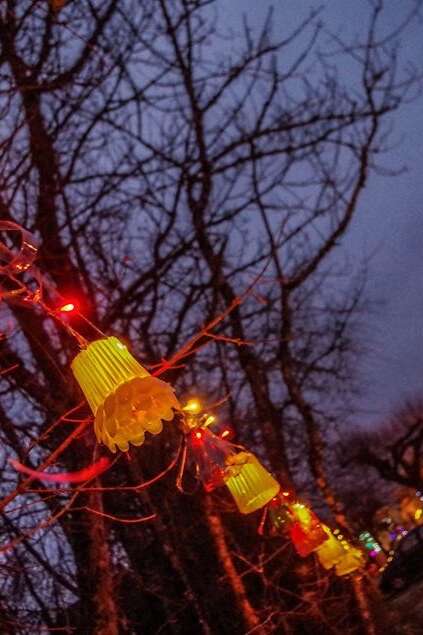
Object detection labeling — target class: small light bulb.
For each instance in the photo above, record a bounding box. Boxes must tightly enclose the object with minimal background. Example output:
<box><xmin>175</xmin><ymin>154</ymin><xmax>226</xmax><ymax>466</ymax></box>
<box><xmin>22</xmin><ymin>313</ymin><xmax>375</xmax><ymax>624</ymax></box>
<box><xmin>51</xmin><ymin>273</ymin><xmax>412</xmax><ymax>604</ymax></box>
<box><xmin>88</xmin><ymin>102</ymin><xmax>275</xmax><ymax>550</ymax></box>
<box><xmin>183</xmin><ymin>398</ymin><xmax>202</xmax><ymax>414</ymax></box>
<box><xmin>203</xmin><ymin>415</ymin><xmax>215</xmax><ymax>427</ymax></box>
<box><xmin>59</xmin><ymin>302</ymin><xmax>75</xmax><ymax>313</ymax></box>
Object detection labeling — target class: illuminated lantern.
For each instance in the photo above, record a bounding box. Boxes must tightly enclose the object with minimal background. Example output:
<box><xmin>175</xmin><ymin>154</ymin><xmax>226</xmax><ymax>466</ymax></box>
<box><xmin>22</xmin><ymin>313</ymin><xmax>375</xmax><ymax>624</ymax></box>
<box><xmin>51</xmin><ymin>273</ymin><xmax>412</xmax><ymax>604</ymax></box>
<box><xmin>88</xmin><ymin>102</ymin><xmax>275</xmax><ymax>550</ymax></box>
<box><xmin>268</xmin><ymin>494</ymin><xmax>328</xmax><ymax>556</ymax></box>
<box><xmin>187</xmin><ymin>428</ymin><xmax>233</xmax><ymax>492</ymax></box>
<box><xmin>71</xmin><ymin>336</ymin><xmax>180</xmax><ymax>452</ymax></box>
<box><xmin>335</xmin><ymin>544</ymin><xmax>365</xmax><ymax>576</ymax></box>
<box><xmin>288</xmin><ymin>503</ymin><xmax>328</xmax><ymax>557</ymax></box>
<box><xmin>224</xmin><ymin>452</ymin><xmax>280</xmax><ymax>514</ymax></box>
<box><xmin>315</xmin><ymin>525</ymin><xmax>345</xmax><ymax>570</ymax></box>
<box><xmin>316</xmin><ymin>527</ymin><xmax>365</xmax><ymax>575</ymax></box>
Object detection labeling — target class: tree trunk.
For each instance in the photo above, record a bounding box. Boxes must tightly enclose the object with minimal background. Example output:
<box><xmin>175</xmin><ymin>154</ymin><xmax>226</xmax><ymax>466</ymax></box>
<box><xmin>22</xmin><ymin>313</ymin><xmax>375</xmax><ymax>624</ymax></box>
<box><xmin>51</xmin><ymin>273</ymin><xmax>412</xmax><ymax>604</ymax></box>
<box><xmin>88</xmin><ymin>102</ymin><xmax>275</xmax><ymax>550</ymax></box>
<box><xmin>351</xmin><ymin>575</ymin><xmax>376</xmax><ymax>635</ymax></box>
<box><xmin>204</xmin><ymin>494</ymin><xmax>266</xmax><ymax>635</ymax></box>
<box><xmin>88</xmin><ymin>491</ymin><xmax>120</xmax><ymax>635</ymax></box>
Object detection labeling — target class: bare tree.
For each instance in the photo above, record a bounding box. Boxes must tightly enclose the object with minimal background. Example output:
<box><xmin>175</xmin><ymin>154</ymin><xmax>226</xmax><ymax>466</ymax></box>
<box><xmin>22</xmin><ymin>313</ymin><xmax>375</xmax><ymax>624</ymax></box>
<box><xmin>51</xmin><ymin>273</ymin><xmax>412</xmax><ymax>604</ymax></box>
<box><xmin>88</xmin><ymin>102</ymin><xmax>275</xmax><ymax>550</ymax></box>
<box><xmin>0</xmin><ymin>0</ymin><xmax>420</xmax><ymax>632</ymax></box>
<box><xmin>347</xmin><ymin>399</ymin><xmax>423</xmax><ymax>490</ymax></box>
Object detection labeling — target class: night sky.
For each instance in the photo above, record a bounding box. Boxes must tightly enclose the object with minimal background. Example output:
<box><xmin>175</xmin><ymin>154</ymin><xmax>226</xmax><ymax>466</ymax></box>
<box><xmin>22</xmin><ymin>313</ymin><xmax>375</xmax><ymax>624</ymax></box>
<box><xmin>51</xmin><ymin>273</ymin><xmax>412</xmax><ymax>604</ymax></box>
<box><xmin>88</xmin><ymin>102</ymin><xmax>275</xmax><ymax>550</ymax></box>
<box><xmin>223</xmin><ymin>1</ymin><xmax>423</xmax><ymax>426</ymax></box>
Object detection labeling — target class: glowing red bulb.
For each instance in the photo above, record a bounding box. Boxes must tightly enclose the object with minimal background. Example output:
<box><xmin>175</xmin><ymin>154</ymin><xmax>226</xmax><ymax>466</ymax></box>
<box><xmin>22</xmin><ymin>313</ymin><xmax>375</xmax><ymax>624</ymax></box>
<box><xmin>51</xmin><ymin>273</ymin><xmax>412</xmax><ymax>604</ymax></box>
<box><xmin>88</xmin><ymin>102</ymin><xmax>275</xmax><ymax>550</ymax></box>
<box><xmin>190</xmin><ymin>429</ymin><xmax>205</xmax><ymax>446</ymax></box>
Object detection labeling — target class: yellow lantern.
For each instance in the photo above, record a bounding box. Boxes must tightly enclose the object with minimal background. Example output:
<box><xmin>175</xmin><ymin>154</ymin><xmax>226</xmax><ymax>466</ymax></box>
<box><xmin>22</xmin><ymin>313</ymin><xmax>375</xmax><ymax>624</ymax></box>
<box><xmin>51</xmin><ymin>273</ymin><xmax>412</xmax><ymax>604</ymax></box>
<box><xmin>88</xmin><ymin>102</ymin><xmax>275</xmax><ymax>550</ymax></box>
<box><xmin>71</xmin><ymin>336</ymin><xmax>180</xmax><ymax>452</ymax></box>
<box><xmin>315</xmin><ymin>525</ymin><xmax>345</xmax><ymax>570</ymax></box>
<box><xmin>224</xmin><ymin>451</ymin><xmax>280</xmax><ymax>514</ymax></box>
<box><xmin>335</xmin><ymin>545</ymin><xmax>365</xmax><ymax>576</ymax></box>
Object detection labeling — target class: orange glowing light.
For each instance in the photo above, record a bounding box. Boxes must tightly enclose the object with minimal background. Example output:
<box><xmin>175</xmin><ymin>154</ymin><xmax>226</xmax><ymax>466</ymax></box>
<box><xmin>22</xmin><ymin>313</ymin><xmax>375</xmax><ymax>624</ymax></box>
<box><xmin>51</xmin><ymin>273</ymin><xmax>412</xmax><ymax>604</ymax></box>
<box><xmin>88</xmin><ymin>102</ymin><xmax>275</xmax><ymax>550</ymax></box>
<box><xmin>221</xmin><ymin>429</ymin><xmax>230</xmax><ymax>438</ymax></box>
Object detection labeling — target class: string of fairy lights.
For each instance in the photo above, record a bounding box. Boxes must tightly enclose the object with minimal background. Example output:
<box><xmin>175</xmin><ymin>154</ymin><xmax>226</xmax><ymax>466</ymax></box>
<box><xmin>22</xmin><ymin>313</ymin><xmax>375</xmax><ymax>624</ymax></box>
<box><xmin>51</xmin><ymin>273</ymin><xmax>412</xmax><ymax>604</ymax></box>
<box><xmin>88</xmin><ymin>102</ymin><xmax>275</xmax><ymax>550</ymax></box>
<box><xmin>3</xmin><ymin>221</ymin><xmax>420</xmax><ymax>580</ymax></box>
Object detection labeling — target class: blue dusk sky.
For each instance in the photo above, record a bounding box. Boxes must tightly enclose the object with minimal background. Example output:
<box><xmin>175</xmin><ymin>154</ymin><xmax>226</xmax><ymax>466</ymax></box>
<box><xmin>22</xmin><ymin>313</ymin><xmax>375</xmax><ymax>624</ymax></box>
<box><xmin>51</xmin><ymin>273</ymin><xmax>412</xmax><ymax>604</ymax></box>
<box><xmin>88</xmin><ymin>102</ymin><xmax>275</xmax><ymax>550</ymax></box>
<box><xmin>220</xmin><ymin>1</ymin><xmax>423</xmax><ymax>425</ymax></box>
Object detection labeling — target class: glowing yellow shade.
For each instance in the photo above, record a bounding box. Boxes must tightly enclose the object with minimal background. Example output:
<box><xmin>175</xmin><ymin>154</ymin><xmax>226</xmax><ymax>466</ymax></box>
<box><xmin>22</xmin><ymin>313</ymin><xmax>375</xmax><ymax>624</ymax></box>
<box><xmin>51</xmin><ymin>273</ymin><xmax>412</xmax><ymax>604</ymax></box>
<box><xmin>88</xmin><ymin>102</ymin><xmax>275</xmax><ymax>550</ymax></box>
<box><xmin>335</xmin><ymin>546</ymin><xmax>365</xmax><ymax>576</ymax></box>
<box><xmin>315</xmin><ymin>526</ymin><xmax>345</xmax><ymax>570</ymax></box>
<box><xmin>224</xmin><ymin>452</ymin><xmax>280</xmax><ymax>514</ymax></box>
<box><xmin>71</xmin><ymin>337</ymin><xmax>180</xmax><ymax>452</ymax></box>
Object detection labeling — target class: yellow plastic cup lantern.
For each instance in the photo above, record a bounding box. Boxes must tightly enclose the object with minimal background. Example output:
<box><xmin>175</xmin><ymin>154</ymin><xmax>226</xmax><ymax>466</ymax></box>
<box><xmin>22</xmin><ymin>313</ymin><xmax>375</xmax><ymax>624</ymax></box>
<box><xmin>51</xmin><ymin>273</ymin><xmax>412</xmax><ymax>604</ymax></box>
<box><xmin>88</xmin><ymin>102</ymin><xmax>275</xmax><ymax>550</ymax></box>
<box><xmin>71</xmin><ymin>336</ymin><xmax>180</xmax><ymax>452</ymax></box>
<box><xmin>335</xmin><ymin>545</ymin><xmax>365</xmax><ymax>576</ymax></box>
<box><xmin>315</xmin><ymin>525</ymin><xmax>345</xmax><ymax>570</ymax></box>
<box><xmin>224</xmin><ymin>451</ymin><xmax>280</xmax><ymax>514</ymax></box>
